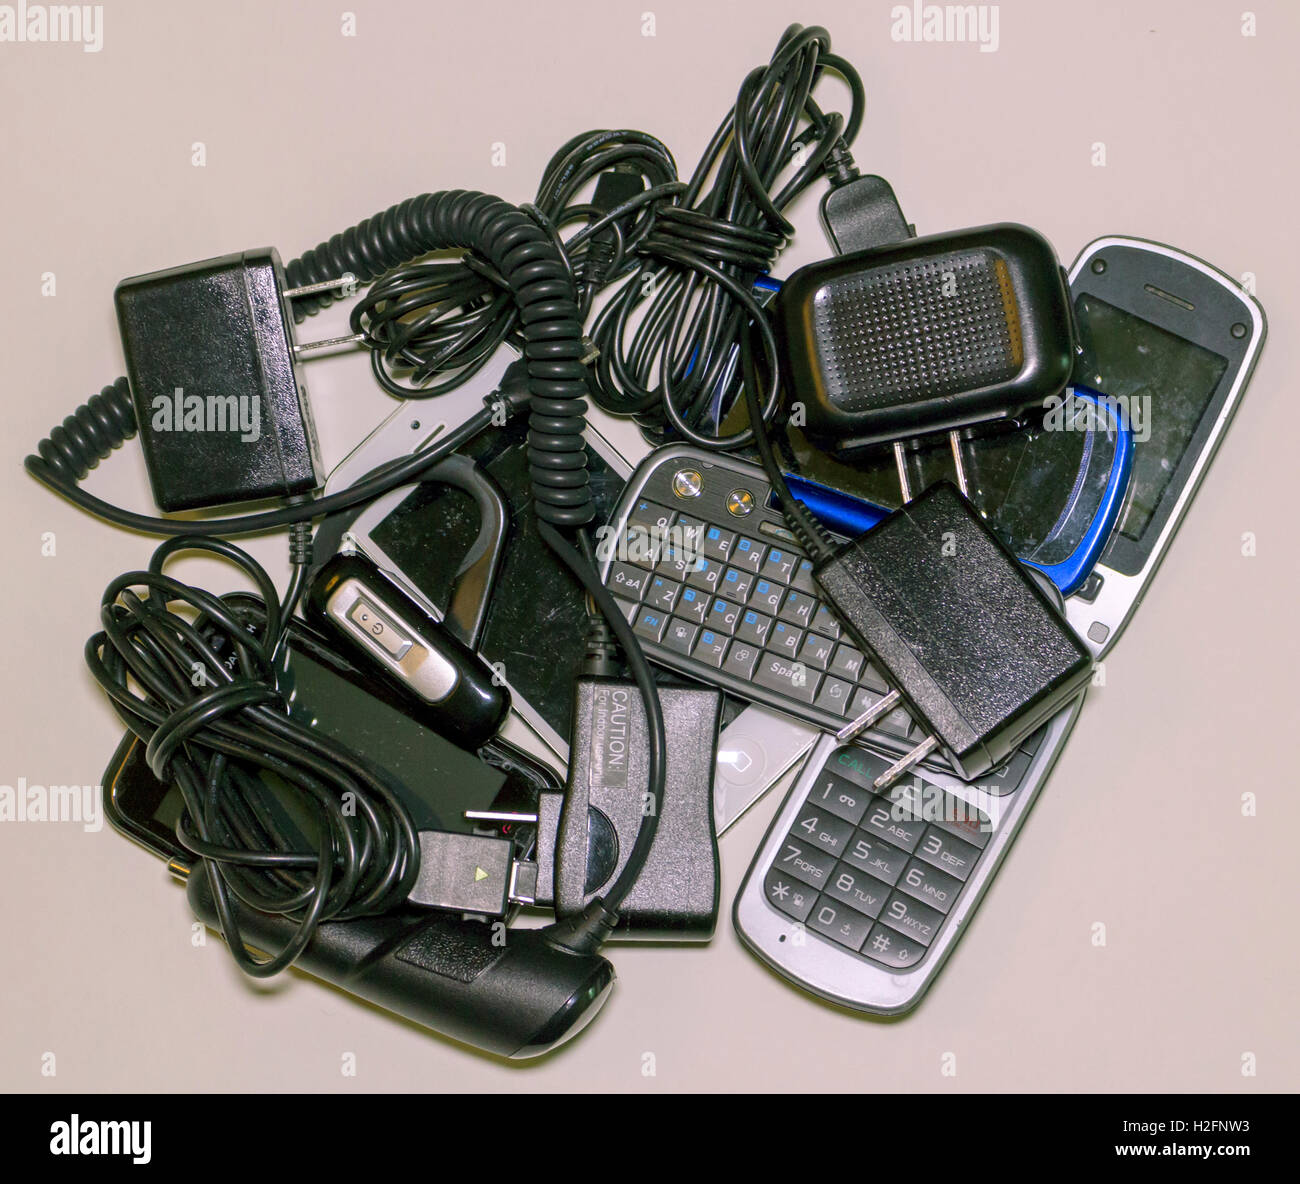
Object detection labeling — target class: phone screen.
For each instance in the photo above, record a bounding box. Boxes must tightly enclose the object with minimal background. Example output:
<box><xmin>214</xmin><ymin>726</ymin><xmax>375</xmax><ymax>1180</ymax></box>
<box><xmin>368</xmin><ymin>417</ymin><xmax>626</xmax><ymax>742</ymax></box>
<box><xmin>1072</xmin><ymin>293</ymin><xmax>1229</xmax><ymax>543</ymax></box>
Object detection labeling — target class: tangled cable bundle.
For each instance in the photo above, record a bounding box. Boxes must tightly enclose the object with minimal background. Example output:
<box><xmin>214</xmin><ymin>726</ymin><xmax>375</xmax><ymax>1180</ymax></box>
<box><xmin>286</xmin><ymin>24</ymin><xmax>864</xmax><ymax>449</ymax></box>
<box><xmin>286</xmin><ymin>189</ymin><xmax>596</xmax><ymax>528</ymax></box>
<box><xmin>24</xmin><ymin>25</ymin><xmax>865</xmax><ymax>979</ymax></box>
<box><xmin>86</xmin><ymin>536</ymin><xmax>421</xmax><ymax>976</ymax></box>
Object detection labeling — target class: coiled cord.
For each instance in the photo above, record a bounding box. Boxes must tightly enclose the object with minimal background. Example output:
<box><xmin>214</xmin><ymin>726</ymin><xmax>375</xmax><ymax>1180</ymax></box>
<box><xmin>287</xmin><ymin>131</ymin><xmax>680</xmax><ymax>402</ymax></box>
<box><xmin>281</xmin><ymin>25</ymin><xmax>863</xmax><ymax>456</ymax></box>
<box><xmin>32</xmin><ymin>377</ymin><xmax>136</xmax><ymax>484</ymax></box>
<box><xmin>86</xmin><ymin>536</ymin><xmax>421</xmax><ymax>977</ymax></box>
<box><xmin>285</xmin><ymin>190</ymin><xmax>595</xmax><ymax>528</ymax></box>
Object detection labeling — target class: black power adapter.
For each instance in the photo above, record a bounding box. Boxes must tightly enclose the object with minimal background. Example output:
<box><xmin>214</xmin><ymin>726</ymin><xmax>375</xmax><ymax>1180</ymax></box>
<box><xmin>778</xmin><ymin>223</ymin><xmax>1075</xmax><ymax>454</ymax></box>
<box><xmin>814</xmin><ymin>481</ymin><xmax>1093</xmax><ymax>784</ymax></box>
<box><xmin>545</xmin><ymin>681</ymin><xmax>722</xmax><ymax>940</ymax></box>
<box><xmin>114</xmin><ymin>249</ymin><xmax>322</xmax><ymax>511</ymax></box>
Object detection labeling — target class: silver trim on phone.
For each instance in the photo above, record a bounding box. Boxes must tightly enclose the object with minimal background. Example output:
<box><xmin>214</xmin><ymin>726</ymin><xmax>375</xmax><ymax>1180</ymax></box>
<box><xmin>1062</xmin><ymin>237</ymin><xmax>1265</xmax><ymax>658</ymax></box>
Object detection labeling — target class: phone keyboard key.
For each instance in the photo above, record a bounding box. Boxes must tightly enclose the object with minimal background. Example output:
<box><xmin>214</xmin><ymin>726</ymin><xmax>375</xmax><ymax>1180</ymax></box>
<box><xmin>732</xmin><ymin>537</ymin><xmax>764</xmax><ymax>572</ymax></box>
<box><xmin>723</xmin><ymin>640</ymin><xmax>762</xmax><ymax>681</ymax></box>
<box><xmin>751</xmin><ymin>579</ymin><xmax>784</xmax><ymax>615</ymax></box>
<box><xmin>693</xmin><ymin>629</ymin><xmax>729</xmax><ymax>667</ymax></box>
<box><xmin>859</xmin><ymin>798</ymin><xmax>925</xmax><ymax>853</ymax></box>
<box><xmin>707</xmin><ymin>598</ymin><xmax>742</xmax><ymax>635</ymax></box>
<box><xmin>633</xmin><ymin>607</ymin><xmax>669</xmax><ymax>643</ymax></box>
<box><xmin>898</xmin><ymin>859</ymin><xmax>962</xmax><ymax>915</ymax></box>
<box><xmin>777</xmin><ymin>840</ymin><xmax>836</xmax><ymax>891</ymax></box>
<box><xmin>809</xmin><ymin>898</ymin><xmax>876</xmax><ymax>950</ymax></box>
<box><xmin>701</xmin><ymin>525</ymin><xmax>736</xmax><ymax>562</ymax></box>
<box><xmin>764</xmin><ymin>868</ymin><xmax>817</xmax><ymax>922</ymax></box>
<box><xmin>829</xmin><ymin>644</ymin><xmax>862</xmax><ymax>680</ymax></box>
<box><xmin>675</xmin><ymin>586</ymin><xmax>709</xmax><ymax>624</ymax></box>
<box><xmin>824</xmin><ymin>866</ymin><xmax>891</xmax><ymax>919</ymax></box>
<box><xmin>687</xmin><ymin>558</ymin><xmax>722</xmax><ymax>594</ymax></box>
<box><xmin>792</xmin><ymin>804</ymin><xmax>855</xmax><ymax>858</ymax></box>
<box><xmin>805</xmin><ymin>771</ymin><xmax>872</xmax><ymax>827</ymax></box>
<box><xmin>798</xmin><ymin>633</ymin><xmax>834</xmax><ymax>670</ymax></box>
<box><xmin>842</xmin><ymin>833</ymin><xmax>908</xmax><ymax>885</ymax></box>
<box><xmin>645</xmin><ymin>575</ymin><xmax>681</xmax><ymax>612</ymax></box>
<box><xmin>779</xmin><ymin>589</ymin><xmax>816</xmax><ymax>628</ymax></box>
<box><xmin>736</xmin><ymin>608</ymin><xmax>773</xmax><ymax>646</ymax></box>
<box><xmin>754</xmin><ymin>653</ymin><xmax>819</xmax><ymax>703</ymax></box>
<box><xmin>914</xmin><ymin>827</ymin><xmax>981</xmax><ymax>881</ymax></box>
<box><xmin>862</xmin><ymin>923</ymin><xmax>927</xmax><ymax>969</ymax></box>
<box><xmin>770</xmin><ymin>622</ymin><xmax>803</xmax><ymax>658</ymax></box>
<box><xmin>628</xmin><ymin>498</ymin><xmax>676</xmax><ymax>533</ymax></box>
<box><xmin>814</xmin><ymin>675</ymin><xmax>854</xmax><ymax>716</ymax></box>
<box><xmin>879</xmin><ymin>892</ymin><xmax>944</xmax><ymax>947</ymax></box>
<box><xmin>663</xmin><ymin>618</ymin><xmax>699</xmax><ymax>656</ymax></box>
<box><xmin>607</xmin><ymin>562</ymin><xmax>650</xmax><ymax>599</ymax></box>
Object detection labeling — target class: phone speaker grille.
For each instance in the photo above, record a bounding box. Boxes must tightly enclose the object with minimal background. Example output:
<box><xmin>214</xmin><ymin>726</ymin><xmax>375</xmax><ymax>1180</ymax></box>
<box><xmin>811</xmin><ymin>249</ymin><xmax>1023</xmax><ymax>412</ymax></box>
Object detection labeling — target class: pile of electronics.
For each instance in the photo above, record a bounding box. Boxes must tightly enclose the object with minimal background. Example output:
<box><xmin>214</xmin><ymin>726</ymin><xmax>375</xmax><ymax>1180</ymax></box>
<box><xmin>27</xmin><ymin>25</ymin><xmax>1264</xmax><ymax>1058</ymax></box>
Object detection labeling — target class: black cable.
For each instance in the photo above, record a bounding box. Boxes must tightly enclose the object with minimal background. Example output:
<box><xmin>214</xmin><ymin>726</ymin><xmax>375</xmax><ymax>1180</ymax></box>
<box><xmin>288</xmin><ymin>132</ymin><xmax>681</xmax><ymax>400</ymax></box>
<box><xmin>25</xmin><ymin>393</ymin><xmax>506</xmax><ymax>537</ymax></box>
<box><xmin>587</xmin><ymin>24</ymin><xmax>864</xmax><ymax>447</ymax></box>
<box><xmin>86</xmin><ymin>536</ymin><xmax>421</xmax><ymax>977</ymax></box>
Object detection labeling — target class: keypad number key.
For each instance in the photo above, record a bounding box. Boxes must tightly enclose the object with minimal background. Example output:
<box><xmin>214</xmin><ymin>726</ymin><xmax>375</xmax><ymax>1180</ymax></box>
<box><xmin>805</xmin><ymin>772</ymin><xmax>870</xmax><ymax>826</ymax></box>
<box><xmin>791</xmin><ymin>805</ymin><xmax>853</xmax><ymax>858</ymax></box>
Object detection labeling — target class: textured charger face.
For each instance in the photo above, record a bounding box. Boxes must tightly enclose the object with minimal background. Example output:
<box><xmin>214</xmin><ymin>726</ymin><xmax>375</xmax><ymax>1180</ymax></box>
<box><xmin>779</xmin><ymin>223</ymin><xmax>1075</xmax><ymax>453</ymax></box>
<box><xmin>812</xmin><ymin>248</ymin><xmax>1023</xmax><ymax>412</ymax></box>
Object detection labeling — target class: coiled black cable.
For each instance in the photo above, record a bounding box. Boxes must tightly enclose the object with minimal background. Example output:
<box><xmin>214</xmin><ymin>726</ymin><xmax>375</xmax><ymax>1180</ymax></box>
<box><xmin>287</xmin><ymin>131</ymin><xmax>681</xmax><ymax>401</ymax></box>
<box><xmin>285</xmin><ymin>190</ymin><xmax>595</xmax><ymax>528</ymax></box>
<box><xmin>32</xmin><ymin>377</ymin><xmax>136</xmax><ymax>484</ymax></box>
<box><xmin>86</xmin><ymin>536</ymin><xmax>421</xmax><ymax>977</ymax></box>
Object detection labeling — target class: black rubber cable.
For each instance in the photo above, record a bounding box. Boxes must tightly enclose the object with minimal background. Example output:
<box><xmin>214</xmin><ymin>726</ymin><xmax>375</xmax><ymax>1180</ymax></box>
<box><xmin>86</xmin><ymin>536</ymin><xmax>421</xmax><ymax>978</ymax></box>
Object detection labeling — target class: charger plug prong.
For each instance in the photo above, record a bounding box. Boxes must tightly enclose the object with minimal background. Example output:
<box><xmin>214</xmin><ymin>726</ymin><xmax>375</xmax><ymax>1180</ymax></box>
<box><xmin>873</xmin><ymin>735</ymin><xmax>939</xmax><ymax>790</ymax></box>
<box><xmin>948</xmin><ymin>431</ymin><xmax>970</xmax><ymax>496</ymax></box>
<box><xmin>281</xmin><ymin>274</ymin><xmax>358</xmax><ymax>300</ymax></box>
<box><xmin>892</xmin><ymin>442</ymin><xmax>912</xmax><ymax>503</ymax></box>
<box><xmin>293</xmin><ymin>332</ymin><xmax>367</xmax><ymax>356</ymax></box>
<box><xmin>464</xmin><ymin>810</ymin><xmax>540</xmax><ymax>824</ymax></box>
<box><xmin>835</xmin><ymin>687</ymin><xmax>902</xmax><ymax>743</ymax></box>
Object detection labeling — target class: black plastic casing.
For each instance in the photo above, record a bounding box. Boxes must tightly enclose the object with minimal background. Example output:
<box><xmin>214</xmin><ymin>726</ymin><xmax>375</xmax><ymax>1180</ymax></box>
<box><xmin>185</xmin><ymin>872</ymin><xmax>614</xmax><ymax>1060</ymax></box>
<box><xmin>115</xmin><ymin>248</ymin><xmax>320</xmax><ymax>511</ymax></box>
<box><xmin>550</xmin><ymin>681</ymin><xmax>722</xmax><ymax>940</ymax></box>
<box><xmin>778</xmin><ymin>224</ymin><xmax>1075</xmax><ymax>454</ymax></box>
<box><xmin>304</xmin><ymin>553</ymin><xmax>510</xmax><ymax>750</ymax></box>
<box><xmin>814</xmin><ymin>482</ymin><xmax>1093</xmax><ymax>780</ymax></box>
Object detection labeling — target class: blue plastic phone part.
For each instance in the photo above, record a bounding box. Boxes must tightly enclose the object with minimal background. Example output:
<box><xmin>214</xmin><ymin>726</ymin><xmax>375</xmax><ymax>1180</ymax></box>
<box><xmin>784</xmin><ymin>387</ymin><xmax>1133</xmax><ymax>597</ymax></box>
<box><xmin>1018</xmin><ymin>387</ymin><xmax>1132</xmax><ymax>596</ymax></box>
<box><xmin>784</xmin><ymin>471</ymin><xmax>889</xmax><ymax>535</ymax></box>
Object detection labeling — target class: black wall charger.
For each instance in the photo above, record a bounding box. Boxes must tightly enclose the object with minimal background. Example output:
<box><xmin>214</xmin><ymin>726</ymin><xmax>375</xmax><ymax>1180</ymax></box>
<box><xmin>777</xmin><ymin>223</ymin><xmax>1076</xmax><ymax>454</ymax></box>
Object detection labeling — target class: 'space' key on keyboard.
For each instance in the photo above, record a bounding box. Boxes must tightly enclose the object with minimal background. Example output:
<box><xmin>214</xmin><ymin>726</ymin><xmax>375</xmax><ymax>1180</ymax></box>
<box><xmin>755</xmin><ymin>652</ymin><xmax>818</xmax><ymax>703</ymax></box>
